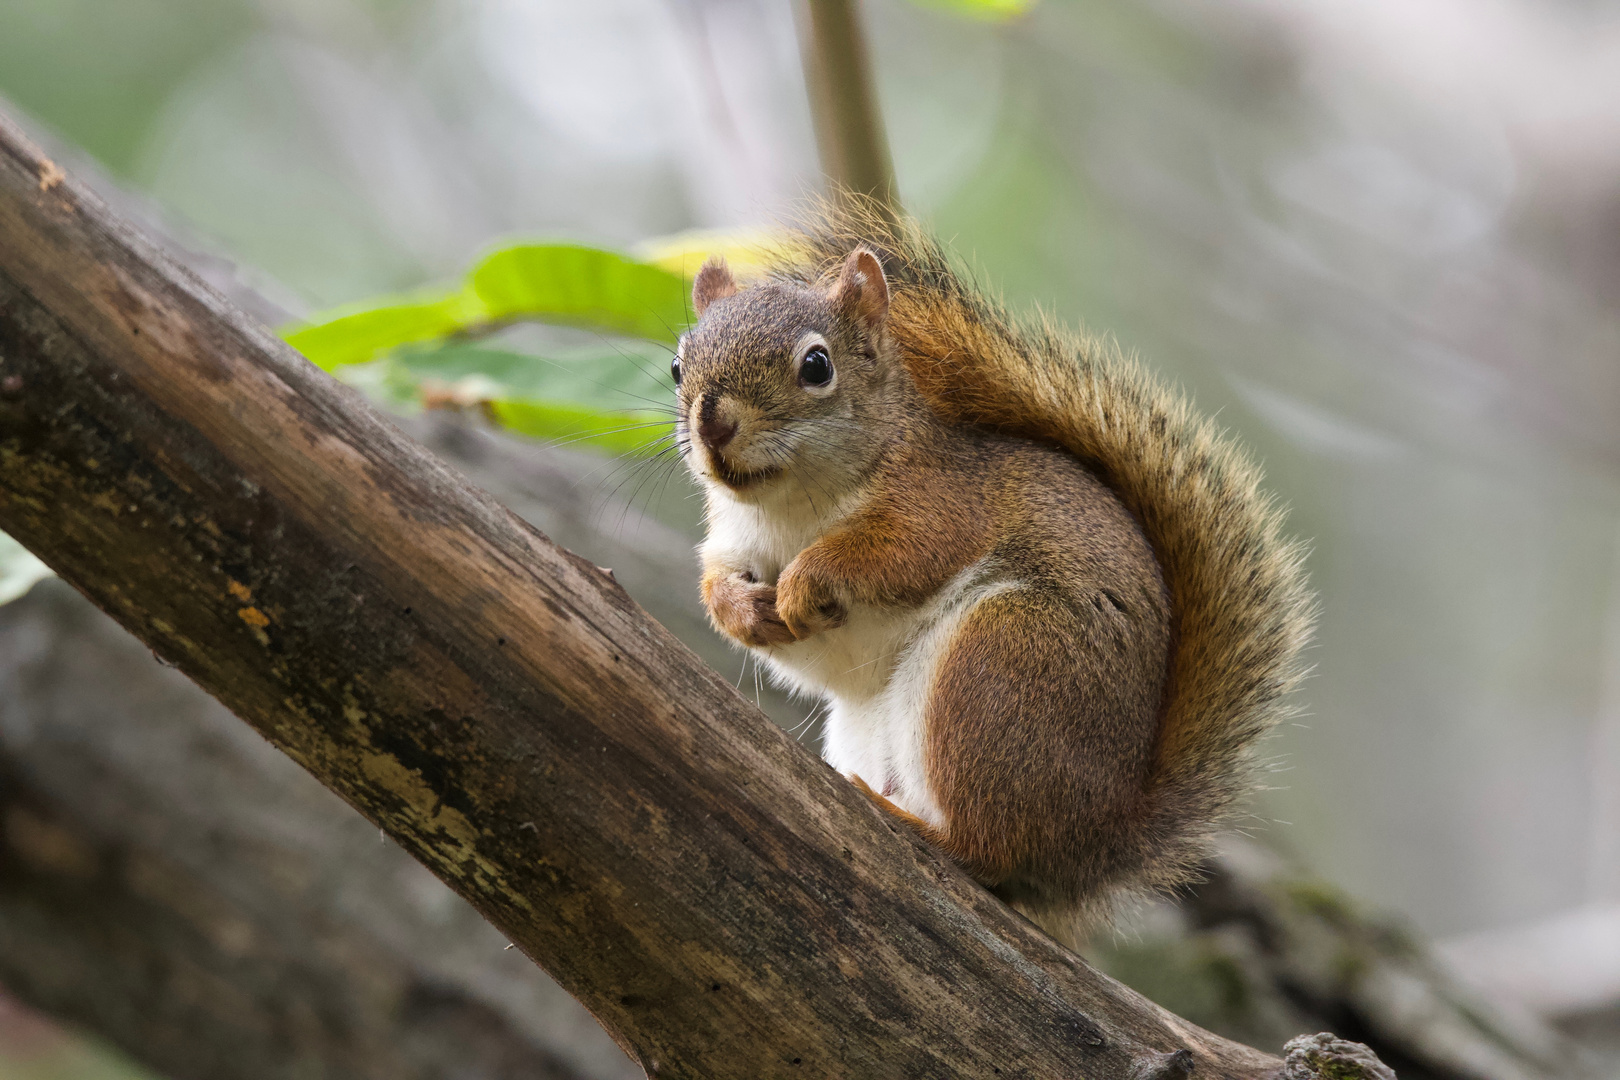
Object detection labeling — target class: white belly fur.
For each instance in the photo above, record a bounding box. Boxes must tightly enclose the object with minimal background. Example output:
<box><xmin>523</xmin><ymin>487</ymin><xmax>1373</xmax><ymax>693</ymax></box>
<box><xmin>810</xmin><ymin>568</ymin><xmax>1015</xmax><ymax>828</ymax></box>
<box><xmin>702</xmin><ymin>490</ymin><xmax>1013</xmax><ymax>828</ymax></box>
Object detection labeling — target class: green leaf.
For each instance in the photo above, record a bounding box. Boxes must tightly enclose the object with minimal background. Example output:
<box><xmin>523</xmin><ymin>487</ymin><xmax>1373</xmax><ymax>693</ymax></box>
<box><xmin>283</xmin><ymin>243</ymin><xmax>694</xmax><ymax>372</ymax></box>
<box><xmin>285</xmin><ymin>290</ymin><xmax>485</xmax><ymax>371</ymax></box>
<box><xmin>488</xmin><ymin>398</ymin><xmax>675</xmax><ymax>458</ymax></box>
<box><xmin>470</xmin><ymin>244</ymin><xmax>691</xmax><ymax>345</ymax></box>
<box><xmin>282</xmin><ymin>238</ymin><xmax>694</xmax><ymax>458</ymax></box>
<box><xmin>395</xmin><ymin>339</ymin><xmax>674</xmax><ymax>411</ymax></box>
<box><xmin>906</xmin><ymin>0</ymin><xmax>1036</xmax><ymax>20</ymax></box>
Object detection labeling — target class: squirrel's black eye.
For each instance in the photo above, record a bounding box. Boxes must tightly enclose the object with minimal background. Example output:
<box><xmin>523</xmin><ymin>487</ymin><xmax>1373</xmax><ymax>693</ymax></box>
<box><xmin>671</xmin><ymin>355</ymin><xmax>682</xmax><ymax>386</ymax></box>
<box><xmin>798</xmin><ymin>345</ymin><xmax>834</xmax><ymax>388</ymax></box>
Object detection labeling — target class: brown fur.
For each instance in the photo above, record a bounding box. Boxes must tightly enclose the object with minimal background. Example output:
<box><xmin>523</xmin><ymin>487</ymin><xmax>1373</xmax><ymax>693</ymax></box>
<box><xmin>680</xmin><ymin>203</ymin><xmax>1315</xmax><ymax>942</ymax></box>
<box><xmin>777</xmin><ymin>429</ymin><xmax>992</xmax><ymax>632</ymax></box>
<box><xmin>692</xmin><ymin>255</ymin><xmax>739</xmax><ymax>315</ymax></box>
<box><xmin>818</xmin><ymin>425</ymin><xmax>1172</xmax><ymax>932</ymax></box>
<box><xmin>701</xmin><ymin>568</ymin><xmax>794</xmax><ymax>647</ymax></box>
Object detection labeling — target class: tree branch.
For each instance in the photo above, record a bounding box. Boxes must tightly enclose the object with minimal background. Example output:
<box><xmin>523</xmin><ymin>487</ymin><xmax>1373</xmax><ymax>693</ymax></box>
<box><xmin>798</xmin><ymin>0</ymin><xmax>898</xmax><ymax>212</ymax></box>
<box><xmin>0</xmin><ymin>109</ymin><xmax>1369</xmax><ymax>1078</ymax></box>
<box><xmin>0</xmin><ymin>576</ymin><xmax>635</xmax><ymax>1080</ymax></box>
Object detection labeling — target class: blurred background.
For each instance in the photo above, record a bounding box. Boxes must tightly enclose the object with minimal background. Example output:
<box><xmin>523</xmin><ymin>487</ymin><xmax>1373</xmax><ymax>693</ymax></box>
<box><xmin>1</xmin><ymin>0</ymin><xmax>1618</xmax><ymax>1075</ymax></box>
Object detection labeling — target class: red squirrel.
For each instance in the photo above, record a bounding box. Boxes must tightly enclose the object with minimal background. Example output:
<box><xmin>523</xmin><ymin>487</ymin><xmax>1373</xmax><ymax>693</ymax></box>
<box><xmin>672</xmin><ymin>207</ymin><xmax>1313</xmax><ymax>943</ymax></box>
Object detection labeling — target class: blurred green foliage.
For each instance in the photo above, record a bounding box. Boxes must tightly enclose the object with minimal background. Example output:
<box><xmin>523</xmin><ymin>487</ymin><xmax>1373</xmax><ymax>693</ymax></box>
<box><xmin>907</xmin><ymin>0</ymin><xmax>1036</xmax><ymax>21</ymax></box>
<box><xmin>0</xmin><ymin>0</ymin><xmax>252</xmax><ymax>174</ymax></box>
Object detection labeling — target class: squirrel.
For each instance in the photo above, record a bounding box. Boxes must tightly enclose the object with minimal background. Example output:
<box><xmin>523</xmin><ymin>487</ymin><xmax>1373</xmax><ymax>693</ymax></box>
<box><xmin>672</xmin><ymin>204</ymin><xmax>1313</xmax><ymax>943</ymax></box>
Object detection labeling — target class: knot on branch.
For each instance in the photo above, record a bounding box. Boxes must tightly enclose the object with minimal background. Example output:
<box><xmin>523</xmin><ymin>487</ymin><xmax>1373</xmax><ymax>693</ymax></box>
<box><xmin>1131</xmin><ymin>1048</ymin><xmax>1195</xmax><ymax>1080</ymax></box>
<box><xmin>1281</xmin><ymin>1033</ymin><xmax>1396</xmax><ymax>1080</ymax></box>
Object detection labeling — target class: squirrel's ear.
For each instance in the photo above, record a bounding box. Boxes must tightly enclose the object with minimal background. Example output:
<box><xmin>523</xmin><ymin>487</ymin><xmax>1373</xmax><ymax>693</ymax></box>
<box><xmin>692</xmin><ymin>256</ymin><xmax>738</xmax><ymax>317</ymax></box>
<box><xmin>834</xmin><ymin>247</ymin><xmax>889</xmax><ymax>330</ymax></box>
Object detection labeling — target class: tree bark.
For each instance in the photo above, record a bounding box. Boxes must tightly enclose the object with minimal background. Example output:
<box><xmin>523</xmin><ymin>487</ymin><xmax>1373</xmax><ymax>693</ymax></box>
<box><xmin>0</xmin><ymin>108</ymin><xmax>1358</xmax><ymax>1078</ymax></box>
<box><xmin>0</xmin><ymin>576</ymin><xmax>638</xmax><ymax>1080</ymax></box>
<box><xmin>0</xmin><ymin>405</ymin><xmax>810</xmax><ymax>1080</ymax></box>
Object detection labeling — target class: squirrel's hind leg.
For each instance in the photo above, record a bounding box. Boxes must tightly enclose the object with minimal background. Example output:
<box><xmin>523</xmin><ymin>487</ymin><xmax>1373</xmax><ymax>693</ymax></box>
<box><xmin>850</xmin><ymin>775</ymin><xmax>947</xmax><ymax>847</ymax></box>
<box><xmin>850</xmin><ymin>774</ymin><xmax>1101</xmax><ymax>948</ymax></box>
<box><xmin>918</xmin><ymin>585</ymin><xmax>1164</xmax><ymax>920</ymax></box>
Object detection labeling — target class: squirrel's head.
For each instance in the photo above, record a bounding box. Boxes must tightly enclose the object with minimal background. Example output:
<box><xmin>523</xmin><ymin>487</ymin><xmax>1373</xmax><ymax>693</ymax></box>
<box><xmin>674</xmin><ymin>246</ymin><xmax>902</xmax><ymax>500</ymax></box>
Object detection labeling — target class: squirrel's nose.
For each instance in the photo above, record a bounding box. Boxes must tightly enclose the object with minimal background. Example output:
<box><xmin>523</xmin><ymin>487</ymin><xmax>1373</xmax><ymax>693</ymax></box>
<box><xmin>698</xmin><ymin>415</ymin><xmax>737</xmax><ymax>452</ymax></box>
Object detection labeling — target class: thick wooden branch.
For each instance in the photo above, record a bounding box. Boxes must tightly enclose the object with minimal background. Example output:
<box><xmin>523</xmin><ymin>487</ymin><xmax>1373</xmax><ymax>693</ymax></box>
<box><xmin>0</xmin><ymin>109</ymin><xmax>1339</xmax><ymax>1077</ymax></box>
<box><xmin>0</xmin><ymin>577</ymin><xmax>635</xmax><ymax>1080</ymax></box>
<box><xmin>0</xmin><ymin>409</ymin><xmax>807</xmax><ymax>1080</ymax></box>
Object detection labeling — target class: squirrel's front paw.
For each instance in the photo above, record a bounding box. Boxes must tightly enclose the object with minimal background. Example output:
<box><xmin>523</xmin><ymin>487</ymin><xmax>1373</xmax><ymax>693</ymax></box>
<box><xmin>775</xmin><ymin>566</ymin><xmax>848</xmax><ymax>641</ymax></box>
<box><xmin>704</xmin><ymin>572</ymin><xmax>795</xmax><ymax>648</ymax></box>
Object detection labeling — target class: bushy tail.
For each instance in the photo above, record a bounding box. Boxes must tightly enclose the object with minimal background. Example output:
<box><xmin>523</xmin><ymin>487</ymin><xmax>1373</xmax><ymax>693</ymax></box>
<box><xmin>770</xmin><ymin>201</ymin><xmax>1315</xmax><ymax>896</ymax></box>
